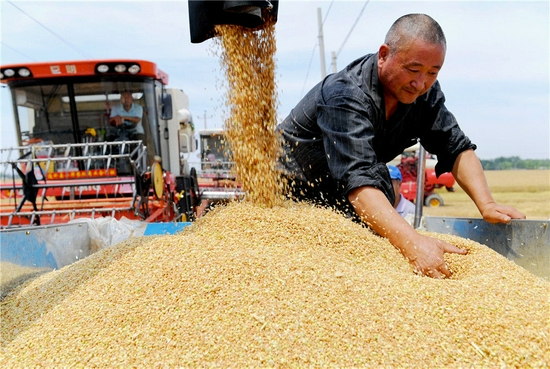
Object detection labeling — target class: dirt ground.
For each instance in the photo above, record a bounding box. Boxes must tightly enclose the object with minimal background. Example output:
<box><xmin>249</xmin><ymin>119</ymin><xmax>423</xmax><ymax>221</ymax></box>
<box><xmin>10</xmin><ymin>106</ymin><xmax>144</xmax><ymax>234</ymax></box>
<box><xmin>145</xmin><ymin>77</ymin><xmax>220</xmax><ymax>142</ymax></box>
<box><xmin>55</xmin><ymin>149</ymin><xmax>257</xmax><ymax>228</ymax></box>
<box><xmin>422</xmin><ymin>169</ymin><xmax>549</xmax><ymax>220</ymax></box>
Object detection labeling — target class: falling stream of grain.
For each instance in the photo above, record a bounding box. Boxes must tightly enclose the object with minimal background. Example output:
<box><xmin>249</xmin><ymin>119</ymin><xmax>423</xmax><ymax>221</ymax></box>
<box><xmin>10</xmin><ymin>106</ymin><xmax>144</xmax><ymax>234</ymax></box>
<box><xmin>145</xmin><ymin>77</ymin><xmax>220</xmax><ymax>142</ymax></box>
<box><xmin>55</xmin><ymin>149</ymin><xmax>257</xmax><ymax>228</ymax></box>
<box><xmin>214</xmin><ymin>19</ymin><xmax>285</xmax><ymax>207</ymax></box>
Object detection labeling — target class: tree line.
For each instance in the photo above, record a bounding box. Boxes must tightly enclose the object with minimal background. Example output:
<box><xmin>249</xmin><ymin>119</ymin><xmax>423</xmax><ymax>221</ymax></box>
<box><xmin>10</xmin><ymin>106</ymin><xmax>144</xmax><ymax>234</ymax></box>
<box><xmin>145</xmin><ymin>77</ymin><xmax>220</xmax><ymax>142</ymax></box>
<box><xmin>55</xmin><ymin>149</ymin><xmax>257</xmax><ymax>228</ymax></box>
<box><xmin>480</xmin><ymin>156</ymin><xmax>550</xmax><ymax>170</ymax></box>
<box><xmin>1</xmin><ymin>156</ymin><xmax>548</xmax><ymax>179</ymax></box>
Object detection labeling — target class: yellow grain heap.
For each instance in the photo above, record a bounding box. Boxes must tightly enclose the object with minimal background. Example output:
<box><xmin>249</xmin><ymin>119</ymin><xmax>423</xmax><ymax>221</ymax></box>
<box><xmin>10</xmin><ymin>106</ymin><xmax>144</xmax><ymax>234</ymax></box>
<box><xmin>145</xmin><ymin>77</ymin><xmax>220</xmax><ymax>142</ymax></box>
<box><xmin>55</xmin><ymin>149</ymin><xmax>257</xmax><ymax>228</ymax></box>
<box><xmin>214</xmin><ymin>20</ymin><xmax>285</xmax><ymax>207</ymax></box>
<box><xmin>0</xmin><ymin>262</ymin><xmax>51</xmax><ymax>300</ymax></box>
<box><xmin>1</xmin><ymin>201</ymin><xmax>549</xmax><ymax>367</ymax></box>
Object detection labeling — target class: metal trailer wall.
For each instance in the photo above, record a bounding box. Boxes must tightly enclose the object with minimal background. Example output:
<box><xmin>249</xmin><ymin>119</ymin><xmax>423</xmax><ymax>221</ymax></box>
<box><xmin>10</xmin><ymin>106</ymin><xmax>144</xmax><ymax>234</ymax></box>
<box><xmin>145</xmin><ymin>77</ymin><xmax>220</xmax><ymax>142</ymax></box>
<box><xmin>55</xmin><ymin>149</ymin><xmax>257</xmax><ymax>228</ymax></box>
<box><xmin>423</xmin><ymin>217</ymin><xmax>549</xmax><ymax>280</ymax></box>
<box><xmin>1</xmin><ymin>221</ymin><xmax>192</xmax><ymax>270</ymax></box>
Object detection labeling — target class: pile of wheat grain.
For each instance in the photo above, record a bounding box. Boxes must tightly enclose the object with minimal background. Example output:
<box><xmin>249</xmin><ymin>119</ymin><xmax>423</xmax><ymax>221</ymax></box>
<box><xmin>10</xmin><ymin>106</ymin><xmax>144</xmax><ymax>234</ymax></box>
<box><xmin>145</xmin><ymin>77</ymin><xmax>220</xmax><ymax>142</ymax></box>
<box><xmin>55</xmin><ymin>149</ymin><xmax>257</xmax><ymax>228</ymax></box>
<box><xmin>0</xmin><ymin>262</ymin><xmax>51</xmax><ymax>300</ymax></box>
<box><xmin>214</xmin><ymin>20</ymin><xmax>285</xmax><ymax>207</ymax></box>
<box><xmin>1</xmin><ymin>201</ymin><xmax>548</xmax><ymax>367</ymax></box>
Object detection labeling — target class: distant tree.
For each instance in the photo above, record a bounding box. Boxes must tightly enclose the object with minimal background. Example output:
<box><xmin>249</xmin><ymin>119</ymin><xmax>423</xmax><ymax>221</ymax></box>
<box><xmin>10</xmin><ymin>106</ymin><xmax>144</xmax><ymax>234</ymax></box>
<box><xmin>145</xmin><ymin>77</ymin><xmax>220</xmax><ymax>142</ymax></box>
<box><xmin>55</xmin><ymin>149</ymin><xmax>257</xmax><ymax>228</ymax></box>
<box><xmin>480</xmin><ymin>157</ymin><xmax>550</xmax><ymax>170</ymax></box>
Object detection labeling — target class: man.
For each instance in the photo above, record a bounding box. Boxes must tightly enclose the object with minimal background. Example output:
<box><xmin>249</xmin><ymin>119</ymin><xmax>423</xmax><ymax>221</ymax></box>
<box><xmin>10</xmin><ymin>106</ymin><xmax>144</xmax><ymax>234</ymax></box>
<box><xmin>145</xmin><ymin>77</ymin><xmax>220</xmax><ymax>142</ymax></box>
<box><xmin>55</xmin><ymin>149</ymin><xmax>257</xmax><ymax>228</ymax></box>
<box><xmin>278</xmin><ymin>14</ymin><xmax>525</xmax><ymax>279</ymax></box>
<box><xmin>387</xmin><ymin>165</ymin><xmax>415</xmax><ymax>218</ymax></box>
<box><xmin>109</xmin><ymin>91</ymin><xmax>144</xmax><ymax>141</ymax></box>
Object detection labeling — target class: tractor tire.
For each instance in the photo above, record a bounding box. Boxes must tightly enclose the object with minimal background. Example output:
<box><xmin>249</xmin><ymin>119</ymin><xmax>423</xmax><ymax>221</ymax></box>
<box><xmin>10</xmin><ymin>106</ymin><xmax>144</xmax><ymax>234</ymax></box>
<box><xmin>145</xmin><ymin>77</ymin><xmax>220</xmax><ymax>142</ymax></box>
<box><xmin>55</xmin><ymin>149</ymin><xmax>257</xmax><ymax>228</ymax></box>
<box><xmin>424</xmin><ymin>193</ymin><xmax>444</xmax><ymax>207</ymax></box>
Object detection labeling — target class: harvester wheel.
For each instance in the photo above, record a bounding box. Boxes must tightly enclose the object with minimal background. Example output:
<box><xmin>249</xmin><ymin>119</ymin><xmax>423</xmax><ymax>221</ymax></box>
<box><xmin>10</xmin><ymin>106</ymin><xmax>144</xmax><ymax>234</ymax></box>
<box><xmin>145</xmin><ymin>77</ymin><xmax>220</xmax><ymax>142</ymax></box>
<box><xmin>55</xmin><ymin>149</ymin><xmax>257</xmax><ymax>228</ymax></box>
<box><xmin>151</xmin><ymin>162</ymin><xmax>164</xmax><ymax>199</ymax></box>
<box><xmin>424</xmin><ymin>193</ymin><xmax>444</xmax><ymax>207</ymax></box>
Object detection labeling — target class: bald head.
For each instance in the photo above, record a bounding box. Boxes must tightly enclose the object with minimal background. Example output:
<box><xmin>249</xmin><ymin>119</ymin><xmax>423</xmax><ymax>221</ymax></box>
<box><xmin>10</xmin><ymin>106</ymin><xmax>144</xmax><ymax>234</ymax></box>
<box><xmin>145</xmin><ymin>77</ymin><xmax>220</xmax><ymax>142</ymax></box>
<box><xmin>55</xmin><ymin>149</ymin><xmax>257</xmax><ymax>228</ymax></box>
<box><xmin>385</xmin><ymin>14</ymin><xmax>446</xmax><ymax>55</ymax></box>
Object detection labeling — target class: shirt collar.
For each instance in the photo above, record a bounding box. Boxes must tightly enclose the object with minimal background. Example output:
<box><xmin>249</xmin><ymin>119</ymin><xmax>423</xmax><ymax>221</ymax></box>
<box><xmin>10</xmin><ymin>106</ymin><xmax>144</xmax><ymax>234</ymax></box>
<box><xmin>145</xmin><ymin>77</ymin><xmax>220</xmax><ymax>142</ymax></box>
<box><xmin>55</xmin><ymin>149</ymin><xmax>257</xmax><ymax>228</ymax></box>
<box><xmin>362</xmin><ymin>53</ymin><xmax>385</xmax><ymax>115</ymax></box>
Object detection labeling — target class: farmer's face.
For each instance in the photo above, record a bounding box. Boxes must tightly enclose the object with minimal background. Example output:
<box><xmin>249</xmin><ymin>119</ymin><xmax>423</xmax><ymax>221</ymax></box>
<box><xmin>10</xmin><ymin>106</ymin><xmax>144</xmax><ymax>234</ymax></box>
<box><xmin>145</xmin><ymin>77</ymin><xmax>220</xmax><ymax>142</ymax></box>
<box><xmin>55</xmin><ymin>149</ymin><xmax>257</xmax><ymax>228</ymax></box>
<box><xmin>378</xmin><ymin>39</ymin><xmax>445</xmax><ymax>105</ymax></box>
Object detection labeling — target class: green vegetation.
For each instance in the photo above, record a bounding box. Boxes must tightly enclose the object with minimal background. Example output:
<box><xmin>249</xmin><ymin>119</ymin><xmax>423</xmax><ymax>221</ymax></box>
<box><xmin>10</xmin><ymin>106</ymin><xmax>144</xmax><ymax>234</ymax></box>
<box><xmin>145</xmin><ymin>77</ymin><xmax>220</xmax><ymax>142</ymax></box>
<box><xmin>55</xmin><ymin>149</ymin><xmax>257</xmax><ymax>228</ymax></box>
<box><xmin>480</xmin><ymin>156</ymin><xmax>550</xmax><ymax>170</ymax></box>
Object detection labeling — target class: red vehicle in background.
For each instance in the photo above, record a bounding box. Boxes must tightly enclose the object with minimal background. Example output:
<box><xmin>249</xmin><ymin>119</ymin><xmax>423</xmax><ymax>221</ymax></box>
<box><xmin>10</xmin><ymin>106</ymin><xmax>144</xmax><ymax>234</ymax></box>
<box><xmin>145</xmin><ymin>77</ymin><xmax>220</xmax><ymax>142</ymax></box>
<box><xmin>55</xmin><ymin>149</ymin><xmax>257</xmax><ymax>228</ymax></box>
<box><xmin>392</xmin><ymin>145</ymin><xmax>456</xmax><ymax>207</ymax></box>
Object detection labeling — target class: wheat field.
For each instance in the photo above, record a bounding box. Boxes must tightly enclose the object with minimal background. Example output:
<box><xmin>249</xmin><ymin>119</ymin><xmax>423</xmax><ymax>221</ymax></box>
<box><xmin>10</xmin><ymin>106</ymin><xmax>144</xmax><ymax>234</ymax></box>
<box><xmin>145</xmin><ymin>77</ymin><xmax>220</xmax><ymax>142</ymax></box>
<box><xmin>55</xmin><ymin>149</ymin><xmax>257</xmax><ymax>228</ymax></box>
<box><xmin>423</xmin><ymin>170</ymin><xmax>550</xmax><ymax>220</ymax></box>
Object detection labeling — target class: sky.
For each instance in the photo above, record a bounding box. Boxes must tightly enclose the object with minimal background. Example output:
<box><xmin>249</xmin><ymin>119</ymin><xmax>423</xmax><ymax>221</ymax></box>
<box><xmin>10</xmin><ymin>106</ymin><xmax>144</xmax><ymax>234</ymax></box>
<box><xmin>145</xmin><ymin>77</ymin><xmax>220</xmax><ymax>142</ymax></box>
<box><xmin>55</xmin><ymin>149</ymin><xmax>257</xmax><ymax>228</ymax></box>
<box><xmin>1</xmin><ymin>0</ymin><xmax>549</xmax><ymax>160</ymax></box>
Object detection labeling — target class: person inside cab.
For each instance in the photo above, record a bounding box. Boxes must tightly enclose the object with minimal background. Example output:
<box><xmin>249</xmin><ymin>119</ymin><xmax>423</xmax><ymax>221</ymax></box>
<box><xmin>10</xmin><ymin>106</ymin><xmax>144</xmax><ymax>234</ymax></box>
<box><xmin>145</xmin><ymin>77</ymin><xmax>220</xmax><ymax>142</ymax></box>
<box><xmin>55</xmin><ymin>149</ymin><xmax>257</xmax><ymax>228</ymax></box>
<box><xmin>108</xmin><ymin>91</ymin><xmax>144</xmax><ymax>141</ymax></box>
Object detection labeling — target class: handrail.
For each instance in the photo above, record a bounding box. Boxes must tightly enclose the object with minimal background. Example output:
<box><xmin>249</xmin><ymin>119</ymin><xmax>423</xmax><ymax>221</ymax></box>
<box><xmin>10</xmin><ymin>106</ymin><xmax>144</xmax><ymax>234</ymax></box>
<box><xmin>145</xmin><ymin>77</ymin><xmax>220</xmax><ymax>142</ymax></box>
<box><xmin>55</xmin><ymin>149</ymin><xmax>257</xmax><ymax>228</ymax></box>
<box><xmin>0</xmin><ymin>205</ymin><xmax>136</xmax><ymax>230</ymax></box>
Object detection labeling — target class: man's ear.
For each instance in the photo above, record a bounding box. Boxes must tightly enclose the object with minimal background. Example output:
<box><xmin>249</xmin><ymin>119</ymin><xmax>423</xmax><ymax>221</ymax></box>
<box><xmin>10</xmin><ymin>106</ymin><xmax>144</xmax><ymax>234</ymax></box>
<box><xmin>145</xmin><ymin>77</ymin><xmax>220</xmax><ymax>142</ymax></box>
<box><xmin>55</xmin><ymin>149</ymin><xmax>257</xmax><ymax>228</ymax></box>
<box><xmin>378</xmin><ymin>44</ymin><xmax>390</xmax><ymax>62</ymax></box>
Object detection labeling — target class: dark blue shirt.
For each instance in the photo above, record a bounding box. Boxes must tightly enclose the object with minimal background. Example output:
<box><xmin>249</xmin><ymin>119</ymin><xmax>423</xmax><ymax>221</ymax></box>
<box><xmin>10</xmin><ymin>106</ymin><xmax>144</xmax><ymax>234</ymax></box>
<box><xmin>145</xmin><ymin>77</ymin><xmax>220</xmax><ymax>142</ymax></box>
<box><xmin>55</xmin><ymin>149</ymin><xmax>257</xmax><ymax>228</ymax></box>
<box><xmin>278</xmin><ymin>53</ymin><xmax>476</xmax><ymax>205</ymax></box>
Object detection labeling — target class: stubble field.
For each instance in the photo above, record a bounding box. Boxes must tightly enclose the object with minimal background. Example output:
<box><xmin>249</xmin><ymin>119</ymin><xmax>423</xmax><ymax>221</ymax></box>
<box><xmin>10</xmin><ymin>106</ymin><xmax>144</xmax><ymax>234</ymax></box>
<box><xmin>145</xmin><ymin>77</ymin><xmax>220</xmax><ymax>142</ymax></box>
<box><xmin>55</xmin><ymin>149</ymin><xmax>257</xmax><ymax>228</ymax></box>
<box><xmin>422</xmin><ymin>169</ymin><xmax>550</xmax><ymax>220</ymax></box>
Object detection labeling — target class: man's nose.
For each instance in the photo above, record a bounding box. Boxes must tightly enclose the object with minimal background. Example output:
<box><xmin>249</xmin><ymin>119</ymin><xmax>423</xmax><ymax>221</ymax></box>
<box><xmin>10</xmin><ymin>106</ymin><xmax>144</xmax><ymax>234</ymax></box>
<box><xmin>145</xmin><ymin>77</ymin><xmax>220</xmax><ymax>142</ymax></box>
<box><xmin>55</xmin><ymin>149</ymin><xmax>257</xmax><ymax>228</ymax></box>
<box><xmin>411</xmin><ymin>74</ymin><xmax>426</xmax><ymax>91</ymax></box>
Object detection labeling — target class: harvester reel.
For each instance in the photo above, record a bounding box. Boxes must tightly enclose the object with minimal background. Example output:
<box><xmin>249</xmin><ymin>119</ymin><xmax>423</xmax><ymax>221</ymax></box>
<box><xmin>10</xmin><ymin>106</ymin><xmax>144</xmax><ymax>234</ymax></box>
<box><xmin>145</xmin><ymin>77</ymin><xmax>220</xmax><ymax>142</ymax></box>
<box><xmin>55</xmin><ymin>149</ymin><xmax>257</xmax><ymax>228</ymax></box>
<box><xmin>11</xmin><ymin>165</ymin><xmax>41</xmax><ymax>225</ymax></box>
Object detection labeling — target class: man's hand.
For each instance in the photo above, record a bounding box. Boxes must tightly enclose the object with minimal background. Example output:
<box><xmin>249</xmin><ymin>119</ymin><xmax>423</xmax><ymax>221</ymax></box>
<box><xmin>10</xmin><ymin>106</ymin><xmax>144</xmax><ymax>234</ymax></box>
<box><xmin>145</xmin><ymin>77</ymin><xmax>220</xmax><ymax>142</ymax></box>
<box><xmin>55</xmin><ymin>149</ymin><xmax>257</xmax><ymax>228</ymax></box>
<box><xmin>452</xmin><ymin>150</ymin><xmax>526</xmax><ymax>224</ymax></box>
<box><xmin>110</xmin><ymin>115</ymin><xmax>123</xmax><ymax>127</ymax></box>
<box><xmin>402</xmin><ymin>233</ymin><xmax>467</xmax><ymax>279</ymax></box>
<box><xmin>479</xmin><ymin>202</ymin><xmax>526</xmax><ymax>224</ymax></box>
<box><xmin>349</xmin><ymin>186</ymin><xmax>467</xmax><ymax>279</ymax></box>
<box><xmin>110</xmin><ymin>115</ymin><xmax>137</xmax><ymax>128</ymax></box>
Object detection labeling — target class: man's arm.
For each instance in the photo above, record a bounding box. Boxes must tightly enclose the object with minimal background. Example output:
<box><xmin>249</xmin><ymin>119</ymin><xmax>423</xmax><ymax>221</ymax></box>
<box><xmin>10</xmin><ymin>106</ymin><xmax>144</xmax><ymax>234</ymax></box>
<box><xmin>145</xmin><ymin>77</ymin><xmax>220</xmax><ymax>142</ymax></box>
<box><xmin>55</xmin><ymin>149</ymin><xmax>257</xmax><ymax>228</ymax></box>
<box><xmin>109</xmin><ymin>113</ymin><xmax>141</xmax><ymax>127</ymax></box>
<box><xmin>120</xmin><ymin>115</ymin><xmax>141</xmax><ymax>124</ymax></box>
<box><xmin>120</xmin><ymin>105</ymin><xmax>143</xmax><ymax>128</ymax></box>
<box><xmin>452</xmin><ymin>149</ymin><xmax>525</xmax><ymax>223</ymax></box>
<box><xmin>349</xmin><ymin>186</ymin><xmax>467</xmax><ymax>279</ymax></box>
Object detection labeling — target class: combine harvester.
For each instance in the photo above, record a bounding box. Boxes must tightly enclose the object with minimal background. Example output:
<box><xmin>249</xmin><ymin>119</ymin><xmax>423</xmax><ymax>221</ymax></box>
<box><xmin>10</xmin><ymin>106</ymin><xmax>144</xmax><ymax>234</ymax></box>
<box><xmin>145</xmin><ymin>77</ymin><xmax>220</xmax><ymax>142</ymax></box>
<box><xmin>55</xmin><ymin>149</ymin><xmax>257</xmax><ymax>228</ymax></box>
<box><xmin>0</xmin><ymin>60</ymin><xmax>197</xmax><ymax>226</ymax></box>
<box><xmin>1</xmin><ymin>0</ymin><xmax>547</xmax><ymax>288</ymax></box>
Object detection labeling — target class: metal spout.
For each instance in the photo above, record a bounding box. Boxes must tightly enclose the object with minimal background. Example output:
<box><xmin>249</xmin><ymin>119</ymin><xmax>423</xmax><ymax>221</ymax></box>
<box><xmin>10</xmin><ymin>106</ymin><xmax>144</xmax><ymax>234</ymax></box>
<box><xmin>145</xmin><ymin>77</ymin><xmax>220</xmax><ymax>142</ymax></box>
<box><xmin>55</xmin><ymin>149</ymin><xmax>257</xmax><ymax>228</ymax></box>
<box><xmin>188</xmin><ymin>0</ymin><xmax>279</xmax><ymax>44</ymax></box>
